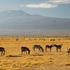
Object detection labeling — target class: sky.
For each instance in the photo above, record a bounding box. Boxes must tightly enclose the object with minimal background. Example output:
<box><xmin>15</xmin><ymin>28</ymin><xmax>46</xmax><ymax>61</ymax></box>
<box><xmin>0</xmin><ymin>0</ymin><xmax>70</xmax><ymax>18</ymax></box>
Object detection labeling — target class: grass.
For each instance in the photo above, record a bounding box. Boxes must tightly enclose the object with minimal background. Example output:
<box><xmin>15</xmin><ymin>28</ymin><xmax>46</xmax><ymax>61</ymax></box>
<box><xmin>0</xmin><ymin>36</ymin><xmax>70</xmax><ymax>70</ymax></box>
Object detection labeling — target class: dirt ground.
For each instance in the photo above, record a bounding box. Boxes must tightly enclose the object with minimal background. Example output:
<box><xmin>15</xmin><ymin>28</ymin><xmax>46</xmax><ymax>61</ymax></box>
<box><xmin>0</xmin><ymin>36</ymin><xmax>70</xmax><ymax>70</ymax></box>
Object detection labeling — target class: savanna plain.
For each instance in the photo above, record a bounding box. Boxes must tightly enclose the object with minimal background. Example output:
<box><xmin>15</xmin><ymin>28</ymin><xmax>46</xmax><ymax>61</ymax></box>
<box><xmin>0</xmin><ymin>36</ymin><xmax>70</xmax><ymax>70</ymax></box>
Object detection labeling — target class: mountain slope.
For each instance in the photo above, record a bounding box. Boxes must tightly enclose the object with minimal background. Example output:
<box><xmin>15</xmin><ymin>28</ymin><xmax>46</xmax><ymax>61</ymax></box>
<box><xmin>0</xmin><ymin>10</ymin><xmax>70</xmax><ymax>36</ymax></box>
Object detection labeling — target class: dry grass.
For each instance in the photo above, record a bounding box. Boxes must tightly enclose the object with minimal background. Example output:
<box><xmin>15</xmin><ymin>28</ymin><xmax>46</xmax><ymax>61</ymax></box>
<box><xmin>0</xmin><ymin>36</ymin><xmax>70</xmax><ymax>70</ymax></box>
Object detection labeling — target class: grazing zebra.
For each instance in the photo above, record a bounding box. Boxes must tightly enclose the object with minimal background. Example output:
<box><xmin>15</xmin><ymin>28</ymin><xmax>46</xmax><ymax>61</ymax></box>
<box><xmin>21</xmin><ymin>47</ymin><xmax>30</xmax><ymax>55</ymax></box>
<box><xmin>0</xmin><ymin>47</ymin><xmax>5</xmax><ymax>56</ymax></box>
<box><xmin>67</xmin><ymin>48</ymin><xmax>70</xmax><ymax>56</ymax></box>
<box><xmin>33</xmin><ymin>45</ymin><xmax>44</xmax><ymax>52</ymax></box>
<box><xmin>53</xmin><ymin>44</ymin><xmax>62</xmax><ymax>52</ymax></box>
<box><xmin>45</xmin><ymin>45</ymin><xmax>53</xmax><ymax>52</ymax></box>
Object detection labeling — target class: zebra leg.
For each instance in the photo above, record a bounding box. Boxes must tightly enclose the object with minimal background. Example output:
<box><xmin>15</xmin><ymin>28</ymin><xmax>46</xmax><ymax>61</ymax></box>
<box><xmin>28</xmin><ymin>51</ymin><xmax>30</xmax><ymax>55</ymax></box>
<box><xmin>60</xmin><ymin>48</ymin><xmax>61</xmax><ymax>52</ymax></box>
<box><xmin>50</xmin><ymin>48</ymin><xmax>52</xmax><ymax>52</ymax></box>
<box><xmin>56</xmin><ymin>48</ymin><xmax>58</xmax><ymax>52</ymax></box>
<box><xmin>45</xmin><ymin>47</ymin><xmax>47</xmax><ymax>52</ymax></box>
<box><xmin>3</xmin><ymin>50</ymin><xmax>5</xmax><ymax>55</ymax></box>
<box><xmin>33</xmin><ymin>48</ymin><xmax>35</xmax><ymax>51</ymax></box>
<box><xmin>26</xmin><ymin>51</ymin><xmax>28</xmax><ymax>54</ymax></box>
<box><xmin>1</xmin><ymin>52</ymin><xmax>3</xmax><ymax>56</ymax></box>
<box><xmin>68</xmin><ymin>53</ymin><xmax>69</xmax><ymax>56</ymax></box>
<box><xmin>39</xmin><ymin>48</ymin><xmax>40</xmax><ymax>52</ymax></box>
<box><xmin>41</xmin><ymin>48</ymin><xmax>43</xmax><ymax>52</ymax></box>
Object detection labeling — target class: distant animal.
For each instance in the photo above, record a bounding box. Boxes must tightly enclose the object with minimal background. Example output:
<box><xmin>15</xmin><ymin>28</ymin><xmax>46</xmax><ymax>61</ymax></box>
<box><xmin>53</xmin><ymin>44</ymin><xmax>62</xmax><ymax>52</ymax></box>
<box><xmin>33</xmin><ymin>45</ymin><xmax>44</xmax><ymax>52</ymax></box>
<box><xmin>45</xmin><ymin>45</ymin><xmax>53</xmax><ymax>52</ymax></box>
<box><xmin>21</xmin><ymin>47</ymin><xmax>30</xmax><ymax>55</ymax></box>
<box><xmin>16</xmin><ymin>38</ymin><xmax>19</xmax><ymax>41</ymax></box>
<box><xmin>0</xmin><ymin>47</ymin><xmax>5</xmax><ymax>56</ymax></box>
<box><xmin>67</xmin><ymin>48</ymin><xmax>70</xmax><ymax>56</ymax></box>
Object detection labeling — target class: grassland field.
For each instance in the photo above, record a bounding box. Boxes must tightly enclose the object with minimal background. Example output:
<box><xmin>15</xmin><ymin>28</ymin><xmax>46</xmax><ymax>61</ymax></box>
<box><xmin>0</xmin><ymin>36</ymin><xmax>70</xmax><ymax>70</ymax></box>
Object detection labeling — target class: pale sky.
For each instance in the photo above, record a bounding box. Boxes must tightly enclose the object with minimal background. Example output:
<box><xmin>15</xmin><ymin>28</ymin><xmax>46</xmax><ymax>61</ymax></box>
<box><xmin>0</xmin><ymin>0</ymin><xmax>70</xmax><ymax>18</ymax></box>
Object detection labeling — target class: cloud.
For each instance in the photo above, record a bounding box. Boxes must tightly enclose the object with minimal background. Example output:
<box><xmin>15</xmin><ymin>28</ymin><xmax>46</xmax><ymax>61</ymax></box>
<box><xmin>20</xmin><ymin>3</ymin><xmax>57</xmax><ymax>8</ymax></box>
<box><xmin>49</xmin><ymin>0</ymin><xmax>70</xmax><ymax>4</ymax></box>
<box><xmin>20</xmin><ymin>0</ymin><xmax>70</xmax><ymax>9</ymax></box>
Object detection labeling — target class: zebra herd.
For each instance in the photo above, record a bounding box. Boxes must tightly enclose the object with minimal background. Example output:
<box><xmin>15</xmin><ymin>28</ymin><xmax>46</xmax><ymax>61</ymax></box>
<box><xmin>0</xmin><ymin>44</ymin><xmax>70</xmax><ymax>56</ymax></box>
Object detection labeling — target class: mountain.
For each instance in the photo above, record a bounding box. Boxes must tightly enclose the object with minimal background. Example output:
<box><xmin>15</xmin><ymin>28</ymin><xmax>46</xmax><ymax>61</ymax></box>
<box><xmin>0</xmin><ymin>10</ymin><xmax>29</xmax><ymax>17</ymax></box>
<box><xmin>0</xmin><ymin>10</ymin><xmax>70</xmax><ymax>36</ymax></box>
